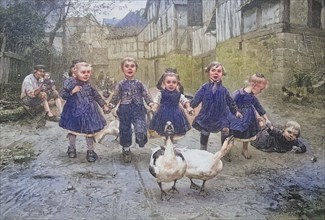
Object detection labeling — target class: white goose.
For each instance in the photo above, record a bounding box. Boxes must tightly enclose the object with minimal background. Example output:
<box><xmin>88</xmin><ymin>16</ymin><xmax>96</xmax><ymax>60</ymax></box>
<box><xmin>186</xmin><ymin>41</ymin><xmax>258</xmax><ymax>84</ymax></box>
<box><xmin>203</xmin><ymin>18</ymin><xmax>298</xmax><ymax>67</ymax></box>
<box><xmin>95</xmin><ymin>111</ymin><xmax>120</xmax><ymax>143</ymax></box>
<box><xmin>179</xmin><ymin>135</ymin><xmax>234</xmax><ymax>195</ymax></box>
<box><xmin>149</xmin><ymin>121</ymin><xmax>187</xmax><ymax>201</ymax></box>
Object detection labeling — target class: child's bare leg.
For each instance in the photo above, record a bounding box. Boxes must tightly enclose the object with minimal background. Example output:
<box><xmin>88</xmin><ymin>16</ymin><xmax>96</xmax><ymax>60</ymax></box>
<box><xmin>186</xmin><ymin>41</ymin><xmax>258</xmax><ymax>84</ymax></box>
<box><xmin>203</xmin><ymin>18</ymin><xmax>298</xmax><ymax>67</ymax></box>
<box><xmin>241</xmin><ymin>141</ymin><xmax>252</xmax><ymax>159</ymax></box>
<box><xmin>43</xmin><ymin>99</ymin><xmax>53</xmax><ymax>117</ymax></box>
<box><xmin>55</xmin><ymin>97</ymin><xmax>63</xmax><ymax>114</ymax></box>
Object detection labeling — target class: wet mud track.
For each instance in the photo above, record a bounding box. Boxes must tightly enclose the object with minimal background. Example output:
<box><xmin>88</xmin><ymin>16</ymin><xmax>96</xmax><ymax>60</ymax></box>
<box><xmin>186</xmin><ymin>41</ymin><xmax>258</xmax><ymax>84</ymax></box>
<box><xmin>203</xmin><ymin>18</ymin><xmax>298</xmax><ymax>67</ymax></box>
<box><xmin>0</xmin><ymin>118</ymin><xmax>324</xmax><ymax>220</ymax></box>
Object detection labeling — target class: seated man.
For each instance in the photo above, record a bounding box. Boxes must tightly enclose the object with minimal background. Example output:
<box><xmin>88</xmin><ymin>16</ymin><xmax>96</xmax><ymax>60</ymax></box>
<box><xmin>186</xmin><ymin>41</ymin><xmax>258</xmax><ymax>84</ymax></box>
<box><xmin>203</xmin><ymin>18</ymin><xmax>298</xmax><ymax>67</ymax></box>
<box><xmin>20</xmin><ymin>65</ymin><xmax>59</xmax><ymax>122</ymax></box>
<box><xmin>251</xmin><ymin>120</ymin><xmax>307</xmax><ymax>153</ymax></box>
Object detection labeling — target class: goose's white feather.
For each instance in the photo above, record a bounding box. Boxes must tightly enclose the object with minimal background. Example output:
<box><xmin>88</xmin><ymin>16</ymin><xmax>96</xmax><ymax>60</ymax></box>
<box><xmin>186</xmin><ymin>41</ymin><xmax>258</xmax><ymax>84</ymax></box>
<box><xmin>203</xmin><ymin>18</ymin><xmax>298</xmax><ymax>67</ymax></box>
<box><xmin>149</xmin><ymin>135</ymin><xmax>187</xmax><ymax>200</ymax></box>
<box><xmin>95</xmin><ymin>117</ymin><xmax>120</xmax><ymax>143</ymax></box>
<box><xmin>180</xmin><ymin>149</ymin><xmax>223</xmax><ymax>180</ymax></box>
<box><xmin>178</xmin><ymin>136</ymin><xmax>234</xmax><ymax>193</ymax></box>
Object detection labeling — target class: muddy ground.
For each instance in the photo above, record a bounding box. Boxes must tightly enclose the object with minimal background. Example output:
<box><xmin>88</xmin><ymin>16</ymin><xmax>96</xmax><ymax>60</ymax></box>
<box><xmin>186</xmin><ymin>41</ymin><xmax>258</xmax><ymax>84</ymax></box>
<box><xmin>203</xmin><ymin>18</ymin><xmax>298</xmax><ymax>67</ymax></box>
<box><xmin>0</xmin><ymin>88</ymin><xmax>324</xmax><ymax>220</ymax></box>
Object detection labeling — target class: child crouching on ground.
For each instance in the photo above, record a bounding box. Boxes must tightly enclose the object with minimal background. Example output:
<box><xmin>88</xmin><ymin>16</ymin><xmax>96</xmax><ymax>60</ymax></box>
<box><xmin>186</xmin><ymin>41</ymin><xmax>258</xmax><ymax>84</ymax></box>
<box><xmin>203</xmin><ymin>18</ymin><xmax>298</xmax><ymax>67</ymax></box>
<box><xmin>251</xmin><ymin>120</ymin><xmax>307</xmax><ymax>153</ymax></box>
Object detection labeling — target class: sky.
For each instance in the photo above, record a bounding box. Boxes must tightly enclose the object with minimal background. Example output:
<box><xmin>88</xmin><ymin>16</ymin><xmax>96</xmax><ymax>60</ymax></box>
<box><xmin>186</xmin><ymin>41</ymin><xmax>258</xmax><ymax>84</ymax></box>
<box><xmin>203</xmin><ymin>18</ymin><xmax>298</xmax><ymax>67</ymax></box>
<box><xmin>95</xmin><ymin>0</ymin><xmax>147</xmax><ymax>21</ymax></box>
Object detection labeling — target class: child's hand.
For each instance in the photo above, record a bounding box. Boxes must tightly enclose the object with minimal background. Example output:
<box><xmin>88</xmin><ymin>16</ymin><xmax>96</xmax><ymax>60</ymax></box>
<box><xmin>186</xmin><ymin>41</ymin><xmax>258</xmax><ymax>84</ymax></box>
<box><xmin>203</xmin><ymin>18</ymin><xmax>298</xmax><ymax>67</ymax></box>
<box><xmin>150</xmin><ymin>103</ymin><xmax>158</xmax><ymax>113</ymax></box>
<box><xmin>187</xmin><ymin>107</ymin><xmax>194</xmax><ymax>116</ymax></box>
<box><xmin>257</xmin><ymin>117</ymin><xmax>265</xmax><ymax>128</ymax></box>
<box><xmin>71</xmin><ymin>85</ymin><xmax>81</xmax><ymax>94</ymax></box>
<box><xmin>103</xmin><ymin>104</ymin><xmax>111</xmax><ymax>114</ymax></box>
<box><xmin>265</xmin><ymin>120</ymin><xmax>272</xmax><ymax>128</ymax></box>
<box><xmin>235</xmin><ymin>111</ymin><xmax>243</xmax><ymax>118</ymax></box>
<box><xmin>292</xmin><ymin>146</ymin><xmax>302</xmax><ymax>153</ymax></box>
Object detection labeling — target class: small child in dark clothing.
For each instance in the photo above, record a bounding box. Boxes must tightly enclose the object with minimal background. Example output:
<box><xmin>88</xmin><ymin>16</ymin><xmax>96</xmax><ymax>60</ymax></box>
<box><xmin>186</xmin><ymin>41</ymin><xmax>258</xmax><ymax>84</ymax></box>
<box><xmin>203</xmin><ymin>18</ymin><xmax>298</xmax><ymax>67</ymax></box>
<box><xmin>190</xmin><ymin>61</ymin><xmax>242</xmax><ymax>151</ymax></box>
<box><xmin>228</xmin><ymin>73</ymin><xmax>270</xmax><ymax>159</ymax></box>
<box><xmin>150</xmin><ymin>68</ymin><xmax>193</xmax><ymax>140</ymax></box>
<box><xmin>106</xmin><ymin>57</ymin><xmax>154</xmax><ymax>163</ymax></box>
<box><xmin>60</xmin><ymin>62</ymin><xmax>110</xmax><ymax>162</ymax></box>
<box><xmin>251</xmin><ymin>120</ymin><xmax>307</xmax><ymax>153</ymax></box>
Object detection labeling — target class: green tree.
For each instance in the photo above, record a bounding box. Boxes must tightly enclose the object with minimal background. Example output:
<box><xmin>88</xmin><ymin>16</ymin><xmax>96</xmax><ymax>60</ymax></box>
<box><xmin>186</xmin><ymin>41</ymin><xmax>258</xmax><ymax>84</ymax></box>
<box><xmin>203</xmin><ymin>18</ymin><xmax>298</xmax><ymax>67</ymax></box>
<box><xmin>0</xmin><ymin>2</ymin><xmax>45</xmax><ymax>54</ymax></box>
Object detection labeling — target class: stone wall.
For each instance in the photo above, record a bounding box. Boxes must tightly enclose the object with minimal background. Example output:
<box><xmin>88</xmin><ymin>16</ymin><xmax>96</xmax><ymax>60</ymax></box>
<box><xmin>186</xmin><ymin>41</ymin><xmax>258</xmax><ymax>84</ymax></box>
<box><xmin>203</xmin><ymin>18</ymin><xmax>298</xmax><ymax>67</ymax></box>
<box><xmin>215</xmin><ymin>31</ymin><xmax>325</xmax><ymax>96</ymax></box>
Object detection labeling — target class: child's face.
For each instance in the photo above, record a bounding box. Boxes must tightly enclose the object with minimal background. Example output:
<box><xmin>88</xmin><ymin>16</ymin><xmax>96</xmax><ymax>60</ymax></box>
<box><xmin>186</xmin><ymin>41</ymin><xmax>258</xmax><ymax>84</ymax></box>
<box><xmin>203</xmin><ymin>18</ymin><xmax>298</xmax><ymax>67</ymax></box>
<box><xmin>164</xmin><ymin>75</ymin><xmax>178</xmax><ymax>91</ymax></box>
<box><xmin>283</xmin><ymin>126</ymin><xmax>299</xmax><ymax>141</ymax></box>
<box><xmin>251</xmin><ymin>82</ymin><xmax>266</xmax><ymax>95</ymax></box>
<box><xmin>122</xmin><ymin>61</ymin><xmax>136</xmax><ymax>79</ymax></box>
<box><xmin>209</xmin><ymin>64</ymin><xmax>223</xmax><ymax>82</ymax></box>
<box><xmin>75</xmin><ymin>66</ymin><xmax>92</xmax><ymax>82</ymax></box>
<box><xmin>44</xmin><ymin>73</ymin><xmax>50</xmax><ymax>80</ymax></box>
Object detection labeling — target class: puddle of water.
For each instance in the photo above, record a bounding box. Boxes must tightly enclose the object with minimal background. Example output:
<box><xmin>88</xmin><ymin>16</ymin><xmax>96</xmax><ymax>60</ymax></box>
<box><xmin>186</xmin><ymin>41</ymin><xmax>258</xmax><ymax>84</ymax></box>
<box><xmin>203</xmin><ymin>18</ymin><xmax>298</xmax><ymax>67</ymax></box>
<box><xmin>258</xmin><ymin>163</ymin><xmax>325</xmax><ymax>219</ymax></box>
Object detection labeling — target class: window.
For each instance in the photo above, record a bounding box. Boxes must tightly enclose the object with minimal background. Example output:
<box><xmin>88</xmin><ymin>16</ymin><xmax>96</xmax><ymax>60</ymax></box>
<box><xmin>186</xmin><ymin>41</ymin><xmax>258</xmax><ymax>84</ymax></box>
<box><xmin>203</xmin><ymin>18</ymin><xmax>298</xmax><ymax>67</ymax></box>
<box><xmin>188</xmin><ymin>0</ymin><xmax>203</xmax><ymax>26</ymax></box>
<box><xmin>308</xmin><ymin>0</ymin><xmax>322</xmax><ymax>28</ymax></box>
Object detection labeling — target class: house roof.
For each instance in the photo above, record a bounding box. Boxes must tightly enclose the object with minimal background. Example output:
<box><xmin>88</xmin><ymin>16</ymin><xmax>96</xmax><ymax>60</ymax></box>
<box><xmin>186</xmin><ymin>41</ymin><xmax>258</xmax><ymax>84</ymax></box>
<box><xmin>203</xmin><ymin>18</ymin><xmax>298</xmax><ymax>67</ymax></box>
<box><xmin>106</xmin><ymin>26</ymin><xmax>141</xmax><ymax>39</ymax></box>
<box><xmin>115</xmin><ymin>9</ymin><xmax>147</xmax><ymax>29</ymax></box>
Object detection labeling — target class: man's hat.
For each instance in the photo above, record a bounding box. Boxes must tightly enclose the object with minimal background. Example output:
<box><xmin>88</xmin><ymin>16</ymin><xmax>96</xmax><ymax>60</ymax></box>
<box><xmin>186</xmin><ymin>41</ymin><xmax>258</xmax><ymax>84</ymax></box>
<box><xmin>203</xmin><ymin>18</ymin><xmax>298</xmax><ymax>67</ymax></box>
<box><xmin>34</xmin><ymin>65</ymin><xmax>46</xmax><ymax>71</ymax></box>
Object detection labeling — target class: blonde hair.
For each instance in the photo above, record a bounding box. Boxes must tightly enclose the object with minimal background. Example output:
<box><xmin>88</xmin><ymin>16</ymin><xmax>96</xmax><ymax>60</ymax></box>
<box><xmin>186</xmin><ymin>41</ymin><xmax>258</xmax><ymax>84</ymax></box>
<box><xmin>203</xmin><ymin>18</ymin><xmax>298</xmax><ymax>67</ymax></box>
<box><xmin>120</xmin><ymin>57</ymin><xmax>138</xmax><ymax>70</ymax></box>
<box><xmin>73</xmin><ymin>62</ymin><xmax>92</xmax><ymax>75</ymax></box>
<box><xmin>285</xmin><ymin>121</ymin><xmax>301</xmax><ymax>137</ymax></box>
<box><xmin>205</xmin><ymin>61</ymin><xmax>226</xmax><ymax>75</ymax></box>
<box><xmin>248</xmin><ymin>72</ymin><xmax>268</xmax><ymax>86</ymax></box>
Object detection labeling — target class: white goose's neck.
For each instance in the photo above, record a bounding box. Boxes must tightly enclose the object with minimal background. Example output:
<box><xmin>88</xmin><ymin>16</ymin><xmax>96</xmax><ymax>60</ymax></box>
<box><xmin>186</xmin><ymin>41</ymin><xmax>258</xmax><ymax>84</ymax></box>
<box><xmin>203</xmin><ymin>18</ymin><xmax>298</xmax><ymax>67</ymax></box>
<box><xmin>165</xmin><ymin>137</ymin><xmax>175</xmax><ymax>157</ymax></box>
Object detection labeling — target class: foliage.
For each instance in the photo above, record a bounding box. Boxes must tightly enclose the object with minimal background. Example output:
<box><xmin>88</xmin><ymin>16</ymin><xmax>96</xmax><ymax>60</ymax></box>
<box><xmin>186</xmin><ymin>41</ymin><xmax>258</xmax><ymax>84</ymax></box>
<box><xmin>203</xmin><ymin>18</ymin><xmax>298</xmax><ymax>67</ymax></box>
<box><xmin>0</xmin><ymin>2</ymin><xmax>45</xmax><ymax>53</ymax></box>
<box><xmin>163</xmin><ymin>54</ymin><xmax>202</xmax><ymax>93</ymax></box>
<box><xmin>216</xmin><ymin>38</ymin><xmax>272</xmax><ymax>93</ymax></box>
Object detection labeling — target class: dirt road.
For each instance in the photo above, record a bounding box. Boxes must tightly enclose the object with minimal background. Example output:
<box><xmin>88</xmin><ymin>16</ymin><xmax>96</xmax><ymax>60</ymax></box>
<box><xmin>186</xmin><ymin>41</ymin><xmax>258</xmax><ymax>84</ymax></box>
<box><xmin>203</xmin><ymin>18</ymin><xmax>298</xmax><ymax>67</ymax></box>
<box><xmin>0</xmin><ymin>91</ymin><xmax>324</xmax><ymax>220</ymax></box>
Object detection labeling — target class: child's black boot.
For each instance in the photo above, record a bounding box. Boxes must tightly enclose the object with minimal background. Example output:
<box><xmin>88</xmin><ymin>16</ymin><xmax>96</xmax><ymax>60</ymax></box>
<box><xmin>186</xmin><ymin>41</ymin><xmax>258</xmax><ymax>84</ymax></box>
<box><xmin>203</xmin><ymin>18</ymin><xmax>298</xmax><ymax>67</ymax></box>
<box><xmin>67</xmin><ymin>146</ymin><xmax>77</xmax><ymax>158</ymax></box>
<box><xmin>86</xmin><ymin>150</ymin><xmax>98</xmax><ymax>162</ymax></box>
<box><xmin>122</xmin><ymin>148</ymin><xmax>132</xmax><ymax>163</ymax></box>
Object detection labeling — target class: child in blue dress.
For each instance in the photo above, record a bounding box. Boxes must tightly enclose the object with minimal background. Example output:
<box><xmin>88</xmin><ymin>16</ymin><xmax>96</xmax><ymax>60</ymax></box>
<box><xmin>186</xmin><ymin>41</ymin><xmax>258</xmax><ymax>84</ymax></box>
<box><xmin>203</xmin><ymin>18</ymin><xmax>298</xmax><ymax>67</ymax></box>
<box><xmin>60</xmin><ymin>62</ymin><xmax>110</xmax><ymax>162</ymax></box>
<box><xmin>228</xmin><ymin>73</ymin><xmax>271</xmax><ymax>159</ymax></box>
<box><xmin>190</xmin><ymin>61</ymin><xmax>242</xmax><ymax>151</ymax></box>
<box><xmin>106</xmin><ymin>57</ymin><xmax>155</xmax><ymax>163</ymax></box>
<box><xmin>150</xmin><ymin>68</ymin><xmax>194</xmax><ymax>140</ymax></box>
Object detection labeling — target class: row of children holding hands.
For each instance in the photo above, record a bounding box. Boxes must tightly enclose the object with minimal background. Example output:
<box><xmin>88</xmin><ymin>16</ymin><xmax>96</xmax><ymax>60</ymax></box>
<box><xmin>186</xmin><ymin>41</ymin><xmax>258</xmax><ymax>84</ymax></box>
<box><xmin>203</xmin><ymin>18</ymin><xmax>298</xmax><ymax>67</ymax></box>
<box><xmin>59</xmin><ymin>57</ymin><xmax>306</xmax><ymax>163</ymax></box>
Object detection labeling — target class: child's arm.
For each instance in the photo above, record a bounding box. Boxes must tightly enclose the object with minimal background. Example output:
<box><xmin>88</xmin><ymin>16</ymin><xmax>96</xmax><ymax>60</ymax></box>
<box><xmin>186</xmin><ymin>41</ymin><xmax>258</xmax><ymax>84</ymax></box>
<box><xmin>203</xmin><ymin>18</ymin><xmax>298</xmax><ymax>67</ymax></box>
<box><xmin>227</xmin><ymin>90</ymin><xmax>242</xmax><ymax>118</ymax></box>
<box><xmin>142</xmin><ymin>84</ymin><xmax>154</xmax><ymax>106</ymax></box>
<box><xmin>190</xmin><ymin>85</ymin><xmax>205</xmax><ymax>108</ymax></box>
<box><xmin>107</xmin><ymin>83</ymin><xmax>122</xmax><ymax>113</ymax></box>
<box><xmin>140</xmin><ymin>83</ymin><xmax>155</xmax><ymax>111</ymax></box>
<box><xmin>267</xmin><ymin>126</ymin><xmax>284</xmax><ymax>140</ymax></box>
<box><xmin>150</xmin><ymin>91</ymin><xmax>161</xmax><ymax>113</ymax></box>
<box><xmin>253</xmin><ymin>96</ymin><xmax>271</xmax><ymax>125</ymax></box>
<box><xmin>60</xmin><ymin>77</ymin><xmax>79</xmax><ymax>100</ymax></box>
<box><xmin>292</xmin><ymin>138</ymin><xmax>307</xmax><ymax>153</ymax></box>
<box><xmin>180</xmin><ymin>94</ymin><xmax>194</xmax><ymax>115</ymax></box>
<box><xmin>92</xmin><ymin>85</ymin><xmax>108</xmax><ymax>109</ymax></box>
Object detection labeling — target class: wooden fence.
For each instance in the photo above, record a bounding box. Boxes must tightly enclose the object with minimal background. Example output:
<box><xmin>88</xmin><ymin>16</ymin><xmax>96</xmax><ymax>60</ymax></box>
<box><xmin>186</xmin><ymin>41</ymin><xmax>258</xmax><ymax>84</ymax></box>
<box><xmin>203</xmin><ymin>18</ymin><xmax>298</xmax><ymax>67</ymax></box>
<box><xmin>0</xmin><ymin>50</ymin><xmax>30</xmax><ymax>100</ymax></box>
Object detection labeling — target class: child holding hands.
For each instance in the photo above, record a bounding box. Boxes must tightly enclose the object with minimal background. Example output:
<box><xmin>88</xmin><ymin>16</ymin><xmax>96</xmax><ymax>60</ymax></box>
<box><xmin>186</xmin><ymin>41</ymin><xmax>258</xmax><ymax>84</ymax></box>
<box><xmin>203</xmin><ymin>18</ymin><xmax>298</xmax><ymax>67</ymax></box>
<box><xmin>59</xmin><ymin>62</ymin><xmax>110</xmax><ymax>162</ymax></box>
<box><xmin>228</xmin><ymin>73</ymin><xmax>270</xmax><ymax>159</ymax></box>
<box><xmin>106</xmin><ymin>57</ymin><xmax>155</xmax><ymax>163</ymax></box>
<box><xmin>190</xmin><ymin>61</ymin><xmax>242</xmax><ymax>151</ymax></box>
<box><xmin>150</xmin><ymin>68</ymin><xmax>194</xmax><ymax>140</ymax></box>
